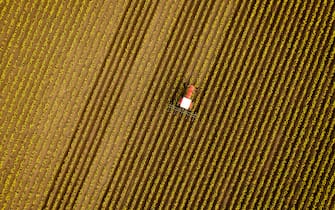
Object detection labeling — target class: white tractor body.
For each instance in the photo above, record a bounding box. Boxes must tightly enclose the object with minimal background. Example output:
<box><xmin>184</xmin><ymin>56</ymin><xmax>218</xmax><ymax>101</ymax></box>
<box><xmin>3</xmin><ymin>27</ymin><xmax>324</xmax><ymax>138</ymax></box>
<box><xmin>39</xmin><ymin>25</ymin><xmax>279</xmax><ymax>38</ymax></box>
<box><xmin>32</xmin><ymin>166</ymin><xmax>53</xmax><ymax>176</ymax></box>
<box><xmin>180</xmin><ymin>97</ymin><xmax>192</xmax><ymax>110</ymax></box>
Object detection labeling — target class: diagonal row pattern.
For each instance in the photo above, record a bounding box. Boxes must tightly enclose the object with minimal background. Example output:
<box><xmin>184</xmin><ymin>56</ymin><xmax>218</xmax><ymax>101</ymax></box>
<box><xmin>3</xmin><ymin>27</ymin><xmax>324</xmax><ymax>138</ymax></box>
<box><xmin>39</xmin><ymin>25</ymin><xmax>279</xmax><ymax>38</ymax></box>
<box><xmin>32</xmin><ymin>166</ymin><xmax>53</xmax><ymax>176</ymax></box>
<box><xmin>0</xmin><ymin>0</ymin><xmax>334</xmax><ymax>209</ymax></box>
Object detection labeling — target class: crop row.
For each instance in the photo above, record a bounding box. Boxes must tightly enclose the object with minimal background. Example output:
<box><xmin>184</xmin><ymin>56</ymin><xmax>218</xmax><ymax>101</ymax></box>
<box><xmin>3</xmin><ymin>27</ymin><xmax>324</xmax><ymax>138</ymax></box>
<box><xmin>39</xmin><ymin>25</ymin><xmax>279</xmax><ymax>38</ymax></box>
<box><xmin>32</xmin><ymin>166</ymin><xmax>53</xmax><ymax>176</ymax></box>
<box><xmin>101</xmin><ymin>1</ymin><xmax>207</xmax><ymax>208</ymax></box>
<box><xmin>247</xmin><ymin>0</ymin><xmax>334</xmax><ymax>208</ymax></box>
<box><xmin>80</xmin><ymin>9</ymin><xmax>174</xmax><ymax>206</ymax></box>
<box><xmin>243</xmin><ymin>1</ymin><xmax>312</xmax><ymax>208</ymax></box>
<box><xmin>275</xmin><ymin>3</ymin><xmax>335</xmax><ymax>208</ymax></box>
<box><xmin>270</xmin><ymin>0</ymin><xmax>328</xmax><ymax>204</ymax></box>
<box><xmin>62</xmin><ymin>2</ymin><xmax>159</xmax><ymax>209</ymax></box>
<box><xmin>198</xmin><ymin>0</ymin><xmax>293</xmax><ymax>208</ymax></box>
<box><xmin>138</xmin><ymin>1</ymin><xmax>227</xmax><ymax>208</ymax></box>
<box><xmin>247</xmin><ymin>0</ymin><xmax>316</xmax><ymax>207</ymax></box>
<box><xmin>78</xmin><ymin>1</ymin><xmax>178</xmax><ymax>206</ymax></box>
<box><xmin>261</xmin><ymin>3</ymin><xmax>335</xmax><ymax>209</ymax></box>
<box><xmin>110</xmin><ymin>0</ymin><xmax>335</xmax><ymax>208</ymax></box>
<box><xmin>111</xmin><ymin>0</ymin><xmax>244</xmax><ymax>208</ymax></box>
<box><xmin>181</xmin><ymin>0</ymin><xmax>271</xmax><ymax>207</ymax></box>
<box><xmin>174</xmin><ymin>0</ymin><xmax>269</xmax><ymax>208</ymax></box>
<box><xmin>1</xmin><ymin>0</ymin><xmax>334</xmax><ymax>209</ymax></box>
<box><xmin>1</xmin><ymin>1</ymin><xmax>67</xmax><ymax>207</ymax></box>
<box><xmin>20</xmin><ymin>1</ymin><xmax>90</xmax><ymax>209</ymax></box>
<box><xmin>224</xmin><ymin>0</ymin><xmax>297</xmax><ymax>208</ymax></box>
<box><xmin>148</xmin><ymin>2</ymin><xmax>234</xmax><ymax>209</ymax></box>
<box><xmin>0</xmin><ymin>0</ymin><xmax>109</xmax><ymax>208</ymax></box>
<box><xmin>105</xmin><ymin>0</ymin><xmax>228</xmax><ymax>207</ymax></box>
<box><xmin>92</xmin><ymin>2</ymin><xmax>187</xmax><ymax>209</ymax></box>
<box><xmin>30</xmin><ymin>0</ymin><xmax>116</xmax><ymax>209</ymax></box>
<box><xmin>42</xmin><ymin>0</ymin><xmax>159</xmax><ymax>208</ymax></box>
<box><xmin>43</xmin><ymin>1</ymin><xmax>140</xmax><ymax>209</ymax></box>
<box><xmin>14</xmin><ymin>0</ymin><xmax>89</xmax><ymax>208</ymax></box>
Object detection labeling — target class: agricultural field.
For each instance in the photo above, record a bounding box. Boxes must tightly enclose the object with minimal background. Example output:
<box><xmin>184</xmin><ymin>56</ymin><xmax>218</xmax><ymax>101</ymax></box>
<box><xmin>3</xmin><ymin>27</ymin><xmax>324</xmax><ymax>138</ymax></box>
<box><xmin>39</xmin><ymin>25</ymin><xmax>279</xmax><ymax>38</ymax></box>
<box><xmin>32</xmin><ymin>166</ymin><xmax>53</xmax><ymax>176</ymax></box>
<box><xmin>0</xmin><ymin>0</ymin><xmax>334</xmax><ymax>209</ymax></box>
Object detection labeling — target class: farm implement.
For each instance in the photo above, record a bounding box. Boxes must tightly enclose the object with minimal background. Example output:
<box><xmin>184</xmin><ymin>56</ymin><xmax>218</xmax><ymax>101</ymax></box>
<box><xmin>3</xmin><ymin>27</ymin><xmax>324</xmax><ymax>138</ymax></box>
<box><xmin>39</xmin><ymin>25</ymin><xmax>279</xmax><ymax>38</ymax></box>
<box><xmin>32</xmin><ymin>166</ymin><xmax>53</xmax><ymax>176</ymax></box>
<box><xmin>168</xmin><ymin>84</ymin><xmax>197</xmax><ymax>120</ymax></box>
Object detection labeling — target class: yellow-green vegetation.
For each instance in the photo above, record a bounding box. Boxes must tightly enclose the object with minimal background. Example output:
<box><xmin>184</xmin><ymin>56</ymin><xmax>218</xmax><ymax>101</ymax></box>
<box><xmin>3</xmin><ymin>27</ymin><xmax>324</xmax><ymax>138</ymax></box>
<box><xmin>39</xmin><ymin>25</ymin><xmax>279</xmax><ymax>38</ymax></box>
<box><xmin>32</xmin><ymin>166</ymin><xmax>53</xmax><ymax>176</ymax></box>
<box><xmin>0</xmin><ymin>0</ymin><xmax>334</xmax><ymax>209</ymax></box>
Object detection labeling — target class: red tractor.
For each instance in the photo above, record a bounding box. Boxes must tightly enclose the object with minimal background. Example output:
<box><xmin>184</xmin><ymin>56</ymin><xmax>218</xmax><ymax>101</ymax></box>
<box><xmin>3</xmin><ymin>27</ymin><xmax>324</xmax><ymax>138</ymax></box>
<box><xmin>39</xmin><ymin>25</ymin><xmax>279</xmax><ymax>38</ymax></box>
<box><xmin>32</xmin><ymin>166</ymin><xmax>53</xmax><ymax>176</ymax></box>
<box><xmin>168</xmin><ymin>84</ymin><xmax>197</xmax><ymax>120</ymax></box>
<box><xmin>178</xmin><ymin>85</ymin><xmax>196</xmax><ymax>110</ymax></box>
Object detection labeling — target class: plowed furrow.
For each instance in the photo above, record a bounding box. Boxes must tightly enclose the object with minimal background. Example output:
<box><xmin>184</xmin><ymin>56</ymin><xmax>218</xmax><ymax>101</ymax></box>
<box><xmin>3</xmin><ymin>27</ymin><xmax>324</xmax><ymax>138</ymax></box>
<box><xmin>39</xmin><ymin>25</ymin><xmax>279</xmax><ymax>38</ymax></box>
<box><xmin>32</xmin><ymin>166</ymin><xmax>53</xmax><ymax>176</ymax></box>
<box><xmin>100</xmin><ymin>0</ymin><xmax>207</xmax><ymax>208</ymax></box>
<box><xmin>41</xmin><ymin>0</ymin><xmax>137</xmax><ymax>208</ymax></box>
<box><xmin>52</xmin><ymin>1</ymin><xmax>152</xmax><ymax>209</ymax></box>
<box><xmin>63</xmin><ymin>2</ymin><xmax>159</xmax><ymax>209</ymax></box>
<box><xmin>122</xmin><ymin>0</ymin><xmax>222</xmax><ymax>208</ymax></box>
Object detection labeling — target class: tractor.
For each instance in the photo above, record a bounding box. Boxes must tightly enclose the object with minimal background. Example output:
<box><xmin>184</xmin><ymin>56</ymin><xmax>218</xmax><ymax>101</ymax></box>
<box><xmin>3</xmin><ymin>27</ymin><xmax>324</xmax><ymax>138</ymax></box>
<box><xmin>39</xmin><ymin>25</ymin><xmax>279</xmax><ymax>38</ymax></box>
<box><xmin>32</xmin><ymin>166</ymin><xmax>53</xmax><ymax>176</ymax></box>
<box><xmin>168</xmin><ymin>84</ymin><xmax>197</xmax><ymax>120</ymax></box>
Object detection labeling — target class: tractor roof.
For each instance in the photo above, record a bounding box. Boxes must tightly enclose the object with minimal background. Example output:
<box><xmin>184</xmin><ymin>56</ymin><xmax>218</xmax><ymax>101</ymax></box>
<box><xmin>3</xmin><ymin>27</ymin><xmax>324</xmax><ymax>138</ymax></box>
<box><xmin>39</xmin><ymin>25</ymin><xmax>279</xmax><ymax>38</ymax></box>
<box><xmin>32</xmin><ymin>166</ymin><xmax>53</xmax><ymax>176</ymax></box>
<box><xmin>180</xmin><ymin>97</ymin><xmax>192</xmax><ymax>109</ymax></box>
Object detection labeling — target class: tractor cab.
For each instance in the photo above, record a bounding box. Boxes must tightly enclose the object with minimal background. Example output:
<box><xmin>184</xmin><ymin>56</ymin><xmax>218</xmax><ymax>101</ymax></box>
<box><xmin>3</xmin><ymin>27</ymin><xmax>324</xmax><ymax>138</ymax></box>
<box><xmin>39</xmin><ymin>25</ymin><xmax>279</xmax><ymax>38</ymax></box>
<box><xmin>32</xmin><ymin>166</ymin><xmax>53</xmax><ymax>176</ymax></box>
<box><xmin>168</xmin><ymin>84</ymin><xmax>197</xmax><ymax>120</ymax></box>
<box><xmin>177</xmin><ymin>85</ymin><xmax>195</xmax><ymax>110</ymax></box>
